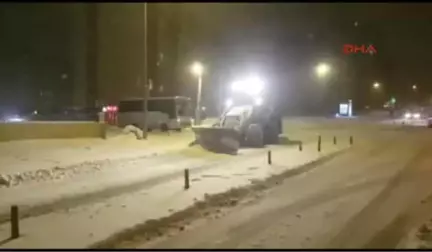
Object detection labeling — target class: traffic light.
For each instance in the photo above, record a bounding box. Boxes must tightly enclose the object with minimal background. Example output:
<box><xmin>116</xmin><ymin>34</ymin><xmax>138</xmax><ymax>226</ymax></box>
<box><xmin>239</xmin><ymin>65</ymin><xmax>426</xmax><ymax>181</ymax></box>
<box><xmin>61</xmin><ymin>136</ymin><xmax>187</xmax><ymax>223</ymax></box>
<box><xmin>390</xmin><ymin>97</ymin><xmax>396</xmax><ymax>104</ymax></box>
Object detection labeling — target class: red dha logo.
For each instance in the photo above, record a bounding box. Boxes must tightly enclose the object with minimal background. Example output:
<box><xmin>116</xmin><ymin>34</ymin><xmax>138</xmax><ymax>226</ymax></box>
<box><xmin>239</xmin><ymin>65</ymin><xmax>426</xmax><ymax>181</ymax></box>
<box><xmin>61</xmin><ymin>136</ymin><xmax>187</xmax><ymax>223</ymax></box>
<box><xmin>343</xmin><ymin>44</ymin><xmax>377</xmax><ymax>55</ymax></box>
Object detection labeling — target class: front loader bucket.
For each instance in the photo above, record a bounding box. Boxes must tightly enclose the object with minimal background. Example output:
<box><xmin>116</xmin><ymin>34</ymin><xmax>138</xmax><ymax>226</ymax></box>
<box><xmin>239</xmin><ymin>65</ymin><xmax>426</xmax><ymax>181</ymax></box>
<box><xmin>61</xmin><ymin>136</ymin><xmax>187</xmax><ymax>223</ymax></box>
<box><xmin>191</xmin><ymin>126</ymin><xmax>241</xmax><ymax>155</ymax></box>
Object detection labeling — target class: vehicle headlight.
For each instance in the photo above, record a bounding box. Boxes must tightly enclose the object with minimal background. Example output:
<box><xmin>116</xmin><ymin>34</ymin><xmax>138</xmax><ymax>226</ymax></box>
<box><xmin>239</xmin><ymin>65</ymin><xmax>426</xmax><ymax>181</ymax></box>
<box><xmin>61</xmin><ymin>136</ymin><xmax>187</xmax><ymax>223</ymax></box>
<box><xmin>413</xmin><ymin>113</ymin><xmax>421</xmax><ymax>119</ymax></box>
<box><xmin>404</xmin><ymin>113</ymin><xmax>412</xmax><ymax>119</ymax></box>
<box><xmin>225</xmin><ymin>98</ymin><xmax>233</xmax><ymax>107</ymax></box>
<box><xmin>5</xmin><ymin>116</ymin><xmax>26</xmax><ymax>122</ymax></box>
<box><xmin>254</xmin><ymin>97</ymin><xmax>263</xmax><ymax>106</ymax></box>
<box><xmin>231</xmin><ymin>76</ymin><xmax>264</xmax><ymax>96</ymax></box>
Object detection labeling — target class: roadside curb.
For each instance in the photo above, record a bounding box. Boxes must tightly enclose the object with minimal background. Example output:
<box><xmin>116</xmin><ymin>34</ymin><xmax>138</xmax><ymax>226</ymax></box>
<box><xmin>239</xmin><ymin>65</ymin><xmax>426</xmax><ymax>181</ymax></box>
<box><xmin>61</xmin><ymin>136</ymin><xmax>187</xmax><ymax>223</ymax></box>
<box><xmin>90</xmin><ymin>147</ymin><xmax>350</xmax><ymax>248</ymax></box>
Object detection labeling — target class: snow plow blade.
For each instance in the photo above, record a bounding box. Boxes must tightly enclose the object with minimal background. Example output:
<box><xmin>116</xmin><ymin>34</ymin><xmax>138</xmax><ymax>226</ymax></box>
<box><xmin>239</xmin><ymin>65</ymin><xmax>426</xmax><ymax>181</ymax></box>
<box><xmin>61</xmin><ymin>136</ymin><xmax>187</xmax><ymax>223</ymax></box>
<box><xmin>191</xmin><ymin>126</ymin><xmax>241</xmax><ymax>155</ymax></box>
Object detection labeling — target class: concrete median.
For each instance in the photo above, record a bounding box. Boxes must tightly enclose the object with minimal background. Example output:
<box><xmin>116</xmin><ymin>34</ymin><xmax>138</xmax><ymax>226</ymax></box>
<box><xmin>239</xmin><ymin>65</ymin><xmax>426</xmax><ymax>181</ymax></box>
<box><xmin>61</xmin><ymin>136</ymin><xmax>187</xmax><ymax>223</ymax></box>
<box><xmin>0</xmin><ymin>121</ymin><xmax>107</xmax><ymax>142</ymax></box>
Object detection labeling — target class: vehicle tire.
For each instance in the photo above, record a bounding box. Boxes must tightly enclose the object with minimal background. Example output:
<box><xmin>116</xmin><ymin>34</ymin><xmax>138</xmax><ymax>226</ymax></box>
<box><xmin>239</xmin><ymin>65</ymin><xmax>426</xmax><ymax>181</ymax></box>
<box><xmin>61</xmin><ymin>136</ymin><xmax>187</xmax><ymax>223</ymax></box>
<box><xmin>264</xmin><ymin>121</ymin><xmax>280</xmax><ymax>145</ymax></box>
<box><xmin>175</xmin><ymin>128</ymin><xmax>182</xmax><ymax>132</ymax></box>
<box><xmin>244</xmin><ymin>124</ymin><xmax>264</xmax><ymax>148</ymax></box>
<box><xmin>160</xmin><ymin>123</ymin><xmax>169</xmax><ymax>132</ymax></box>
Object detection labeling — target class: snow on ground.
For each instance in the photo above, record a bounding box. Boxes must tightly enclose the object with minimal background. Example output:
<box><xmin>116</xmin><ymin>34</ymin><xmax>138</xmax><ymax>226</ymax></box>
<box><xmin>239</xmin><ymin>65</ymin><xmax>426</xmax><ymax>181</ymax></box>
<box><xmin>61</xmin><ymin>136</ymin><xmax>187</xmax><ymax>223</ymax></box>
<box><xmin>380</xmin><ymin>118</ymin><xmax>428</xmax><ymax>127</ymax></box>
<box><xmin>0</xmin><ymin>129</ymin><xmax>195</xmax><ymax>187</ymax></box>
<box><xmin>0</xmin><ymin>119</ymin><xmax>415</xmax><ymax>248</ymax></box>
<box><xmin>397</xmin><ymin>198</ymin><xmax>432</xmax><ymax>249</ymax></box>
<box><xmin>0</xmin><ymin>122</ymin><xmax>378</xmax><ymax>220</ymax></box>
<box><xmin>0</xmin><ymin>119</ymin><xmax>355</xmax><ymax>189</ymax></box>
<box><xmin>0</xmin><ymin>119</ymin><xmax>388</xmax><ymax>228</ymax></box>
<box><xmin>415</xmin><ymin>221</ymin><xmax>432</xmax><ymax>248</ymax></box>
<box><xmin>121</xmin><ymin>130</ymin><xmax>428</xmax><ymax>249</ymax></box>
<box><xmin>0</xmin><ymin>146</ymin><xmax>263</xmax><ymax>223</ymax></box>
<box><xmin>0</xmin><ymin>140</ymin><xmax>347</xmax><ymax>248</ymax></box>
<box><xmin>400</xmin><ymin>219</ymin><xmax>432</xmax><ymax>249</ymax></box>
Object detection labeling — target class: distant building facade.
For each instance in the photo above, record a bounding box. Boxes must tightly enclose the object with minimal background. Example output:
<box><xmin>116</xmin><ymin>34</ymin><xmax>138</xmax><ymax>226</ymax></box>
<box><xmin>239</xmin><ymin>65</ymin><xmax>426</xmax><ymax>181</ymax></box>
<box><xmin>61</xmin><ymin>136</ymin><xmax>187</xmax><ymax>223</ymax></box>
<box><xmin>72</xmin><ymin>3</ymin><xmax>182</xmax><ymax>107</ymax></box>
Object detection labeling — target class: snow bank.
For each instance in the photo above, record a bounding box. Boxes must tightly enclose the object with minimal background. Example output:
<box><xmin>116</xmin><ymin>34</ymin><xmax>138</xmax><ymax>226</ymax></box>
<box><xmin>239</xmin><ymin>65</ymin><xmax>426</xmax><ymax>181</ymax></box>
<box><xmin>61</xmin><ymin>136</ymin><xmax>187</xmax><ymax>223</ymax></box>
<box><xmin>399</xmin><ymin>219</ymin><xmax>432</xmax><ymax>249</ymax></box>
<box><xmin>0</xmin><ymin>152</ymin><xmax>161</xmax><ymax>188</ymax></box>
<box><xmin>0</xmin><ymin>130</ymin><xmax>195</xmax><ymax>187</ymax></box>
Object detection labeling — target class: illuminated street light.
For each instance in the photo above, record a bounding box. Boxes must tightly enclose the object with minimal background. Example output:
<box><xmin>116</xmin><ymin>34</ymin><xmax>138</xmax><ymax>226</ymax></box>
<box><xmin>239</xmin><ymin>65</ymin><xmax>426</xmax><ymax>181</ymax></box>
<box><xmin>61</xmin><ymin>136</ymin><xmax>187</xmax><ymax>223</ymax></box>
<box><xmin>373</xmin><ymin>82</ymin><xmax>381</xmax><ymax>90</ymax></box>
<box><xmin>412</xmin><ymin>84</ymin><xmax>418</xmax><ymax>91</ymax></box>
<box><xmin>191</xmin><ymin>62</ymin><xmax>204</xmax><ymax>77</ymax></box>
<box><xmin>315</xmin><ymin>63</ymin><xmax>331</xmax><ymax>78</ymax></box>
<box><xmin>190</xmin><ymin>62</ymin><xmax>204</xmax><ymax>125</ymax></box>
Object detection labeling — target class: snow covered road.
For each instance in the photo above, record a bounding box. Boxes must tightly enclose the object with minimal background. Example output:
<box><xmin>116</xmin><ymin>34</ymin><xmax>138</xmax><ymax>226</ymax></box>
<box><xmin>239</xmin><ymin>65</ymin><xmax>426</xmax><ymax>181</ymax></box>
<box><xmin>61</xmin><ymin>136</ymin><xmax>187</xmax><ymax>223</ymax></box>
<box><xmin>0</xmin><ymin>122</ymin><xmax>349</xmax><ymax>223</ymax></box>
<box><xmin>111</xmin><ymin>127</ymin><xmax>432</xmax><ymax>249</ymax></box>
<box><xmin>0</xmin><ymin>118</ymin><xmax>420</xmax><ymax>248</ymax></box>
<box><xmin>0</xmin><ymin>139</ymin><xmax>348</xmax><ymax>248</ymax></box>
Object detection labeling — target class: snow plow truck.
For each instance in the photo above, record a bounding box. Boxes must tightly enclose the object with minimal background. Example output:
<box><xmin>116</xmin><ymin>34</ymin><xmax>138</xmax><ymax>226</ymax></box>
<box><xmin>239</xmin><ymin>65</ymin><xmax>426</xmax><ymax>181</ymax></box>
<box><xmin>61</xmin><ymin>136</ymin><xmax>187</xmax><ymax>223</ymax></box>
<box><xmin>191</xmin><ymin>76</ymin><xmax>283</xmax><ymax>154</ymax></box>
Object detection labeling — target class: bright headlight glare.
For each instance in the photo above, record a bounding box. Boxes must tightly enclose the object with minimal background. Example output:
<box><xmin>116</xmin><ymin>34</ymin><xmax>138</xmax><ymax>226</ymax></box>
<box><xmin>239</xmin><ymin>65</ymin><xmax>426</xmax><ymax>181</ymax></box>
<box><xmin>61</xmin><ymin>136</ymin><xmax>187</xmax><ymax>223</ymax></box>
<box><xmin>255</xmin><ymin>97</ymin><xmax>263</xmax><ymax>106</ymax></box>
<box><xmin>413</xmin><ymin>113</ymin><xmax>421</xmax><ymax>119</ymax></box>
<box><xmin>404</xmin><ymin>113</ymin><xmax>412</xmax><ymax>119</ymax></box>
<box><xmin>225</xmin><ymin>98</ymin><xmax>233</xmax><ymax>107</ymax></box>
<box><xmin>231</xmin><ymin>76</ymin><xmax>264</xmax><ymax>96</ymax></box>
<box><xmin>248</xmin><ymin>77</ymin><xmax>264</xmax><ymax>95</ymax></box>
<box><xmin>6</xmin><ymin>116</ymin><xmax>25</xmax><ymax>122</ymax></box>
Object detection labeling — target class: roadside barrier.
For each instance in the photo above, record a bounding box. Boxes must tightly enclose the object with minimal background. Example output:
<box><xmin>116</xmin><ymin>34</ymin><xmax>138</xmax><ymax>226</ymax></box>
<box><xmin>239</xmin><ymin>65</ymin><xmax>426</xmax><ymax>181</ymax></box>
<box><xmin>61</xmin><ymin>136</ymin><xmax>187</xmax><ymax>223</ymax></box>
<box><xmin>184</xmin><ymin>169</ymin><xmax>190</xmax><ymax>190</ymax></box>
<box><xmin>10</xmin><ymin>205</ymin><xmax>19</xmax><ymax>239</ymax></box>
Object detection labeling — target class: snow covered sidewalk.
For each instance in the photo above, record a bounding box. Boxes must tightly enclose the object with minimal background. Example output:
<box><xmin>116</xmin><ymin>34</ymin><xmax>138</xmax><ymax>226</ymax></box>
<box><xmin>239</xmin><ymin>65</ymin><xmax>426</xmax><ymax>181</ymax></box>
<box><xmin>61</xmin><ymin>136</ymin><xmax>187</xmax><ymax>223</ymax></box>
<box><xmin>0</xmin><ymin>146</ymin><xmax>263</xmax><ymax>224</ymax></box>
<box><xmin>0</xmin><ymin>131</ymin><xmax>194</xmax><ymax>176</ymax></box>
<box><xmin>0</xmin><ymin>140</ymin><xmax>349</xmax><ymax>248</ymax></box>
<box><xmin>0</xmin><ymin>130</ymin><xmax>330</xmax><ymax>225</ymax></box>
<box><xmin>400</xmin><ymin>219</ymin><xmax>432</xmax><ymax>249</ymax></box>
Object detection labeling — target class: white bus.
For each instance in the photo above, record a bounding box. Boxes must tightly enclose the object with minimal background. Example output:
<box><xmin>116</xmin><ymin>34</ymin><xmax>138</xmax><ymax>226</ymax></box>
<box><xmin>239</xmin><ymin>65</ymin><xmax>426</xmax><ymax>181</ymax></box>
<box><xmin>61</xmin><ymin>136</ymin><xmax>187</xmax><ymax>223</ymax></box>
<box><xmin>117</xmin><ymin>96</ymin><xmax>193</xmax><ymax>131</ymax></box>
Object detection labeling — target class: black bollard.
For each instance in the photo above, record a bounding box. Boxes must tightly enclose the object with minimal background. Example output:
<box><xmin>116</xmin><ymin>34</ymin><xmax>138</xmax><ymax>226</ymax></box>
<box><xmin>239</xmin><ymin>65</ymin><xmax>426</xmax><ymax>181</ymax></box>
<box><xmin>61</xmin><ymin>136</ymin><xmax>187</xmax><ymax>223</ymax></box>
<box><xmin>318</xmin><ymin>135</ymin><xmax>321</xmax><ymax>152</ymax></box>
<box><xmin>350</xmin><ymin>136</ymin><xmax>353</xmax><ymax>145</ymax></box>
<box><xmin>299</xmin><ymin>142</ymin><xmax>303</xmax><ymax>151</ymax></box>
<box><xmin>267</xmin><ymin>150</ymin><xmax>272</xmax><ymax>165</ymax></box>
<box><xmin>10</xmin><ymin>205</ymin><xmax>19</xmax><ymax>239</ymax></box>
<box><xmin>184</xmin><ymin>169</ymin><xmax>190</xmax><ymax>190</ymax></box>
<box><xmin>333</xmin><ymin>136</ymin><xmax>337</xmax><ymax>145</ymax></box>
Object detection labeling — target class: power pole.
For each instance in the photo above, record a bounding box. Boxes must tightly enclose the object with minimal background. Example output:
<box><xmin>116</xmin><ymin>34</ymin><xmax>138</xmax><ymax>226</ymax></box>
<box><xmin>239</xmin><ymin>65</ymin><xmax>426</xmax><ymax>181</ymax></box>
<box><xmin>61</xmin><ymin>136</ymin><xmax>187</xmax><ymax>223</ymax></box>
<box><xmin>87</xmin><ymin>3</ymin><xmax>98</xmax><ymax>108</ymax></box>
<box><xmin>142</xmin><ymin>3</ymin><xmax>149</xmax><ymax>139</ymax></box>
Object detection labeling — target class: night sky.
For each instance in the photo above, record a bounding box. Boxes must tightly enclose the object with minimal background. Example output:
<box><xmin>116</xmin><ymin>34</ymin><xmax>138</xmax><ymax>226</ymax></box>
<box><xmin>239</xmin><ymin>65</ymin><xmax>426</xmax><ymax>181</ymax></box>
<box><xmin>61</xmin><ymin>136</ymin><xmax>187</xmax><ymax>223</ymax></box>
<box><xmin>1</xmin><ymin>3</ymin><xmax>432</xmax><ymax>115</ymax></box>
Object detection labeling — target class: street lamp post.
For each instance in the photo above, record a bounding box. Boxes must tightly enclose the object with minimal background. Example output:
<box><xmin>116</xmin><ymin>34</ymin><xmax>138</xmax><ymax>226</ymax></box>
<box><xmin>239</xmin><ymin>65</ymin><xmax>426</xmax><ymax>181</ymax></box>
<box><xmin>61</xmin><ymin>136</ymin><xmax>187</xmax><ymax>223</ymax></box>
<box><xmin>315</xmin><ymin>63</ymin><xmax>332</xmax><ymax>113</ymax></box>
<box><xmin>191</xmin><ymin>62</ymin><xmax>204</xmax><ymax>125</ymax></box>
<box><xmin>142</xmin><ymin>2</ymin><xmax>149</xmax><ymax>140</ymax></box>
<box><xmin>371</xmin><ymin>82</ymin><xmax>383</xmax><ymax>109</ymax></box>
